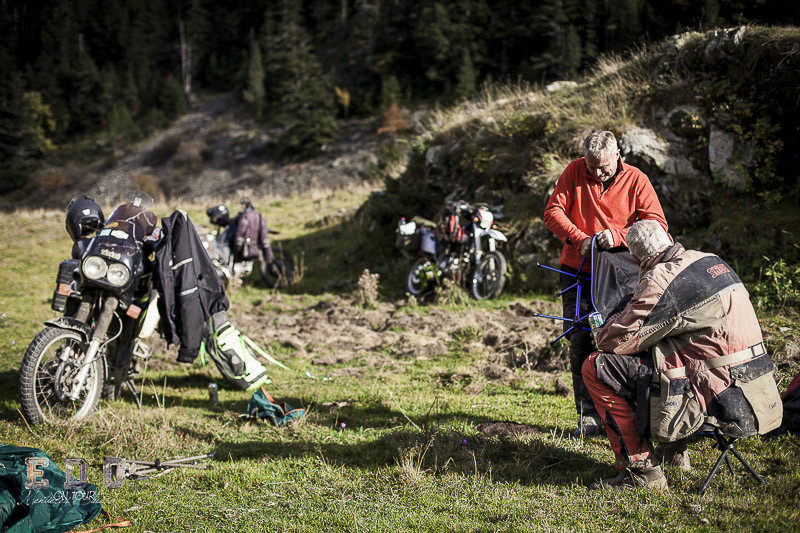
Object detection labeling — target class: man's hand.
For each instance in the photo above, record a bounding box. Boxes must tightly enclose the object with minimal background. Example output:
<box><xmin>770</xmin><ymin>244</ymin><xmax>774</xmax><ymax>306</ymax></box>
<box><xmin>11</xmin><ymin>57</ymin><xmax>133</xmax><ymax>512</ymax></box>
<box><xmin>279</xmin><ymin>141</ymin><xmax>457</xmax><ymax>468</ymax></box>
<box><xmin>596</xmin><ymin>229</ymin><xmax>614</xmax><ymax>249</ymax></box>
<box><xmin>579</xmin><ymin>237</ymin><xmax>592</xmax><ymax>256</ymax></box>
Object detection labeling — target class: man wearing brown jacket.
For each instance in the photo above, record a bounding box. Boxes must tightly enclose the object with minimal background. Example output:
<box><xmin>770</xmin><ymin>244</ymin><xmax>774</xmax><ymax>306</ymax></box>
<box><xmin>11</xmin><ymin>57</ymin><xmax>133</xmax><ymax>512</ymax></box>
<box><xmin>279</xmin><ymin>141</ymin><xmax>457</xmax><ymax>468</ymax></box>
<box><xmin>583</xmin><ymin>220</ymin><xmax>783</xmax><ymax>490</ymax></box>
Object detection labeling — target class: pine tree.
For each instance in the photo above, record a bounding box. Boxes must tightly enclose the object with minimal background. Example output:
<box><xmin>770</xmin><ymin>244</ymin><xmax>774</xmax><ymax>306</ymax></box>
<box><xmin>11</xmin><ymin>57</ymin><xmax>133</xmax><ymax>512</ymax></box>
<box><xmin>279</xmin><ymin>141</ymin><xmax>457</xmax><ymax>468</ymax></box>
<box><xmin>243</xmin><ymin>41</ymin><xmax>266</xmax><ymax>120</ymax></box>
<box><xmin>122</xmin><ymin>69</ymin><xmax>140</xmax><ymax>117</ymax></box>
<box><xmin>268</xmin><ymin>0</ymin><xmax>336</xmax><ymax>158</ymax></box>
<box><xmin>412</xmin><ymin>2</ymin><xmax>452</xmax><ymax>91</ymax></box>
<box><xmin>186</xmin><ymin>0</ymin><xmax>212</xmax><ymax>85</ymax></box>
<box><xmin>454</xmin><ymin>47</ymin><xmax>477</xmax><ymax>100</ymax></box>
<box><xmin>106</xmin><ymin>102</ymin><xmax>139</xmax><ymax>152</ymax></box>
<box><xmin>68</xmin><ymin>49</ymin><xmax>105</xmax><ymax>133</ymax></box>
<box><xmin>20</xmin><ymin>91</ymin><xmax>56</xmax><ymax>156</ymax></box>
<box><xmin>159</xmin><ymin>75</ymin><xmax>188</xmax><ymax>120</ymax></box>
<box><xmin>380</xmin><ymin>75</ymin><xmax>402</xmax><ymax>110</ymax></box>
<box><xmin>564</xmin><ymin>24</ymin><xmax>582</xmax><ymax>76</ymax></box>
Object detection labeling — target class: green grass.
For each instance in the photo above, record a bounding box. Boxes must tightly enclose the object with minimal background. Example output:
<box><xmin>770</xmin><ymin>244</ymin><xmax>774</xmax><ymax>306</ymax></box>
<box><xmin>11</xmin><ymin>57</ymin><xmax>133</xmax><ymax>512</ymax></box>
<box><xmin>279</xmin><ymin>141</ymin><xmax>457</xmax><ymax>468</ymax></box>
<box><xmin>0</xmin><ymin>197</ymin><xmax>799</xmax><ymax>532</ymax></box>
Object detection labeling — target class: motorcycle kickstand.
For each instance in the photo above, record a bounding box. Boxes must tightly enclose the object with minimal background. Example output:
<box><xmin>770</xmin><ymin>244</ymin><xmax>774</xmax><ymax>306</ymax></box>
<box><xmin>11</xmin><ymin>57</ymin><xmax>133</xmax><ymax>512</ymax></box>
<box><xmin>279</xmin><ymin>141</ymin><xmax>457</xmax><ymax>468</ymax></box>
<box><xmin>124</xmin><ymin>379</ymin><xmax>143</xmax><ymax>409</ymax></box>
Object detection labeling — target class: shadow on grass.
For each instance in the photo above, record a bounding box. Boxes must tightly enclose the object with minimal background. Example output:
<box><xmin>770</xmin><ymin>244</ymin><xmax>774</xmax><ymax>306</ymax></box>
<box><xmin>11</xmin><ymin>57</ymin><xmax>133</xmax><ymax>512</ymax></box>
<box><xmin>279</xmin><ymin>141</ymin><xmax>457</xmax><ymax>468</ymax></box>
<box><xmin>0</xmin><ymin>370</ymin><xmax>21</xmax><ymax>422</ymax></box>
<box><xmin>231</xmin><ymin>219</ymin><xmax>404</xmax><ymax>296</ymax></box>
<box><xmin>213</xmin><ymin>427</ymin><xmax>602</xmax><ymax>487</ymax></box>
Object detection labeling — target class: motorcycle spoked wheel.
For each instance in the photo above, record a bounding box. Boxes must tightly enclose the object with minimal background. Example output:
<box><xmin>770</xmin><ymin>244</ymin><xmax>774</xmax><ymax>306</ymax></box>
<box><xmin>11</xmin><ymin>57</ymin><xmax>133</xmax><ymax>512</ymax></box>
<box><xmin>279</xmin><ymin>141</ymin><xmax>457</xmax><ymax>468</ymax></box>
<box><xmin>18</xmin><ymin>327</ymin><xmax>105</xmax><ymax>425</ymax></box>
<box><xmin>259</xmin><ymin>247</ymin><xmax>295</xmax><ymax>289</ymax></box>
<box><xmin>471</xmin><ymin>251</ymin><xmax>507</xmax><ymax>300</ymax></box>
<box><xmin>406</xmin><ymin>256</ymin><xmax>438</xmax><ymax>297</ymax></box>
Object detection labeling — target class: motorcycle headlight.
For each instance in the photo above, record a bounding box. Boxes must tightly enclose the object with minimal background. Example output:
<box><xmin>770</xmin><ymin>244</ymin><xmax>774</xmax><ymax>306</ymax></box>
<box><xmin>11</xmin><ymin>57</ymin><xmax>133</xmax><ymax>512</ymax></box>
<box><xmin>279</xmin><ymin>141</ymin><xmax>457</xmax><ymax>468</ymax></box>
<box><xmin>106</xmin><ymin>262</ymin><xmax>131</xmax><ymax>287</ymax></box>
<box><xmin>82</xmin><ymin>256</ymin><xmax>108</xmax><ymax>280</ymax></box>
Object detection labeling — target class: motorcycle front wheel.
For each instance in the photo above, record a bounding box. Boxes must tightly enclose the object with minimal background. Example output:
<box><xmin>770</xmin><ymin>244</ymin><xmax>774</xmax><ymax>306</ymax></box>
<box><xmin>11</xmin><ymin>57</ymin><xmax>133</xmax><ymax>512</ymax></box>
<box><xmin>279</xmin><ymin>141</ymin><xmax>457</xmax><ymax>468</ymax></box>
<box><xmin>19</xmin><ymin>327</ymin><xmax>105</xmax><ymax>425</ymax></box>
<box><xmin>260</xmin><ymin>247</ymin><xmax>295</xmax><ymax>289</ymax></box>
<box><xmin>471</xmin><ymin>251</ymin><xmax>507</xmax><ymax>300</ymax></box>
<box><xmin>406</xmin><ymin>256</ymin><xmax>438</xmax><ymax>297</ymax></box>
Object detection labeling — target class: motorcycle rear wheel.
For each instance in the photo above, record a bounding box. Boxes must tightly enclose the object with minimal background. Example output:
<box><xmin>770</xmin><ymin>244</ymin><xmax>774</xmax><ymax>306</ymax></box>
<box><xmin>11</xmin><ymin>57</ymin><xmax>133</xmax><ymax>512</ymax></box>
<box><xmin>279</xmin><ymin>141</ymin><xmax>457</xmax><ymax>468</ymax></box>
<box><xmin>260</xmin><ymin>247</ymin><xmax>295</xmax><ymax>288</ymax></box>
<box><xmin>19</xmin><ymin>327</ymin><xmax>105</xmax><ymax>425</ymax></box>
<box><xmin>471</xmin><ymin>251</ymin><xmax>507</xmax><ymax>300</ymax></box>
<box><xmin>406</xmin><ymin>256</ymin><xmax>437</xmax><ymax>297</ymax></box>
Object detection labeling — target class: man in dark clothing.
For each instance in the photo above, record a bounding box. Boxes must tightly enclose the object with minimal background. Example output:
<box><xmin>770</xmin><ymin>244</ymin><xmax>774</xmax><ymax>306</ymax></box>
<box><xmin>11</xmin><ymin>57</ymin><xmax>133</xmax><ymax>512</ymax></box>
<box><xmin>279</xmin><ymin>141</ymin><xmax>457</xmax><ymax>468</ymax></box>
<box><xmin>543</xmin><ymin>130</ymin><xmax>668</xmax><ymax>438</ymax></box>
<box><xmin>233</xmin><ymin>198</ymin><xmax>274</xmax><ymax>264</ymax></box>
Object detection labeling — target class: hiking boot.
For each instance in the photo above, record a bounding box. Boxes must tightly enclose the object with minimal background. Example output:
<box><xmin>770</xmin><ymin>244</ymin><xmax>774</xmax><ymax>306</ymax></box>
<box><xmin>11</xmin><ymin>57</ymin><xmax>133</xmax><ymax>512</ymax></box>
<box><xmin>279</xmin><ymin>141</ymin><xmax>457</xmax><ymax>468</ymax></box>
<box><xmin>654</xmin><ymin>439</ymin><xmax>691</xmax><ymax>471</ymax></box>
<box><xmin>572</xmin><ymin>414</ymin><xmax>603</xmax><ymax>438</ymax></box>
<box><xmin>587</xmin><ymin>465</ymin><xmax>669</xmax><ymax>491</ymax></box>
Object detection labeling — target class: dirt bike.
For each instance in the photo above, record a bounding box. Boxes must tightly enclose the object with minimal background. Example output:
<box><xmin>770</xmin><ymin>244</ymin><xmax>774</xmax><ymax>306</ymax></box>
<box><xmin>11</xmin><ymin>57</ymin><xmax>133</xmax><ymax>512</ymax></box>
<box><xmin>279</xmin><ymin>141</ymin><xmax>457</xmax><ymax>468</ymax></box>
<box><xmin>399</xmin><ymin>200</ymin><xmax>508</xmax><ymax>300</ymax></box>
<box><xmin>19</xmin><ymin>191</ymin><xmax>160</xmax><ymax>424</ymax></box>
<box><xmin>202</xmin><ymin>203</ymin><xmax>295</xmax><ymax>289</ymax></box>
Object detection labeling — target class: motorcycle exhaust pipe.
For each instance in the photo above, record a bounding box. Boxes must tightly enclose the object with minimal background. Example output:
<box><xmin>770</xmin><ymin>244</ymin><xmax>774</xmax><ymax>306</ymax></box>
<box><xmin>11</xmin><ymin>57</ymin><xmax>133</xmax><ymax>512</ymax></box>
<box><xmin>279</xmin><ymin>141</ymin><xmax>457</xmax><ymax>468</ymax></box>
<box><xmin>69</xmin><ymin>296</ymin><xmax>119</xmax><ymax>400</ymax></box>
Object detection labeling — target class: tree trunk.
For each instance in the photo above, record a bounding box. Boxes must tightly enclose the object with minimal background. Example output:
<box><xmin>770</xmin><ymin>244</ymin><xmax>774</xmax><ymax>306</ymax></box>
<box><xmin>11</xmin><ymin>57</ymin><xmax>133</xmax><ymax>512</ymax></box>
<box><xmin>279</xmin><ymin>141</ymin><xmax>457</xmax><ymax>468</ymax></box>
<box><xmin>178</xmin><ymin>18</ymin><xmax>193</xmax><ymax>104</ymax></box>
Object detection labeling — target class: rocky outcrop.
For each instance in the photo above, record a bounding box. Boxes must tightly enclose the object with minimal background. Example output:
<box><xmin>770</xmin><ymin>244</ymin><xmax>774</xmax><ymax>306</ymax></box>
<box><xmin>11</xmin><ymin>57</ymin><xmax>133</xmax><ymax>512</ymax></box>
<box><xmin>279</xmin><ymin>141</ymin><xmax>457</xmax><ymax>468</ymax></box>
<box><xmin>619</xmin><ymin>125</ymin><xmax>713</xmax><ymax>228</ymax></box>
<box><xmin>708</xmin><ymin>126</ymin><xmax>753</xmax><ymax>190</ymax></box>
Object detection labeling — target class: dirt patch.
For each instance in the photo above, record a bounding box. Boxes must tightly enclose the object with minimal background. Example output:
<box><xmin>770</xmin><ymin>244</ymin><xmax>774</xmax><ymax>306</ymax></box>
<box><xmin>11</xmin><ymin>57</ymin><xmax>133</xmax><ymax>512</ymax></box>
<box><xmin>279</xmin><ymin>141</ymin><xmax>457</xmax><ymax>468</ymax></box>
<box><xmin>475</xmin><ymin>421</ymin><xmax>543</xmax><ymax>438</ymax></box>
<box><xmin>313</xmin><ymin>353</ymin><xmax>356</xmax><ymax>366</ymax></box>
<box><xmin>483</xmin><ymin>363</ymin><xmax>515</xmax><ymax>385</ymax></box>
<box><xmin>327</xmin><ymin>367</ymin><xmax>364</xmax><ymax>378</ymax></box>
<box><xmin>554</xmin><ymin>377</ymin><xmax>572</xmax><ymax>397</ymax></box>
<box><xmin>224</xmin><ymin>295</ymin><xmax>568</xmax><ymax>381</ymax></box>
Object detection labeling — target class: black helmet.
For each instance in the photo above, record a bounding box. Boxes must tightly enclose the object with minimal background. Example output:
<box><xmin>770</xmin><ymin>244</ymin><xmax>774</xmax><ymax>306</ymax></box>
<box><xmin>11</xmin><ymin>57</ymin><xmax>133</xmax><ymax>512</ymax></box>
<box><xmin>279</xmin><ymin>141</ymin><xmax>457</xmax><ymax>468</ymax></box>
<box><xmin>65</xmin><ymin>195</ymin><xmax>105</xmax><ymax>242</ymax></box>
<box><xmin>206</xmin><ymin>204</ymin><xmax>230</xmax><ymax>226</ymax></box>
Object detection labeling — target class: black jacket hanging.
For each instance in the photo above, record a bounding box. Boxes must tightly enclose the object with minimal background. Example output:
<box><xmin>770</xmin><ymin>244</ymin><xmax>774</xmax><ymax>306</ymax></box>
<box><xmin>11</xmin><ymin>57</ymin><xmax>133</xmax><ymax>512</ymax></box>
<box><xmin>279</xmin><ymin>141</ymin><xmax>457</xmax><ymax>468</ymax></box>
<box><xmin>154</xmin><ymin>210</ymin><xmax>229</xmax><ymax>362</ymax></box>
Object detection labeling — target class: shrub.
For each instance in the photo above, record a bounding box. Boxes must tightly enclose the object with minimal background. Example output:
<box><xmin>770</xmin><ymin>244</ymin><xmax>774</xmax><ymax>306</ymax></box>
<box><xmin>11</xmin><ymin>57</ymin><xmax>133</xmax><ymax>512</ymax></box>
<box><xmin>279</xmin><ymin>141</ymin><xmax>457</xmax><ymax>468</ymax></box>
<box><xmin>752</xmin><ymin>258</ymin><xmax>800</xmax><ymax>311</ymax></box>
<box><xmin>354</xmin><ymin>269</ymin><xmax>380</xmax><ymax>308</ymax></box>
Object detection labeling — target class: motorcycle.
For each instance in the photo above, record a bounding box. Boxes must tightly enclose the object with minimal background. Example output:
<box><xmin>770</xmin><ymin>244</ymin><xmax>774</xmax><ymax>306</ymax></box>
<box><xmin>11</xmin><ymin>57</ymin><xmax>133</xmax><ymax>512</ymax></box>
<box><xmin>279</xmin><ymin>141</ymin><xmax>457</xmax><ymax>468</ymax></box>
<box><xmin>19</xmin><ymin>191</ymin><xmax>160</xmax><ymax>424</ymax></box>
<box><xmin>399</xmin><ymin>200</ymin><xmax>508</xmax><ymax>300</ymax></box>
<box><xmin>202</xmin><ymin>203</ymin><xmax>295</xmax><ymax>289</ymax></box>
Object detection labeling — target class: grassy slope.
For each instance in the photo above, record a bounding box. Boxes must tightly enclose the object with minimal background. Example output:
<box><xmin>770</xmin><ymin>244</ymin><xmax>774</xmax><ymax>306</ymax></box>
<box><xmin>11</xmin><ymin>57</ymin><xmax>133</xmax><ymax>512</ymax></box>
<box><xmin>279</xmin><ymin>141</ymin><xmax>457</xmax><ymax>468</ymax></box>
<box><xmin>0</xmin><ymin>191</ymin><xmax>798</xmax><ymax>532</ymax></box>
<box><xmin>363</xmin><ymin>26</ymin><xmax>800</xmax><ymax>295</ymax></box>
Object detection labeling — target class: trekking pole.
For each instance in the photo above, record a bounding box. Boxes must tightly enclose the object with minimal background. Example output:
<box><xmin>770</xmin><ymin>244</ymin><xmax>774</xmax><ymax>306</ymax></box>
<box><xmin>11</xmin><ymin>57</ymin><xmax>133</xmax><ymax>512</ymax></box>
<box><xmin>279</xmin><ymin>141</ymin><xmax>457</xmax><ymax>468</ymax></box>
<box><xmin>124</xmin><ymin>452</ymin><xmax>215</xmax><ymax>480</ymax></box>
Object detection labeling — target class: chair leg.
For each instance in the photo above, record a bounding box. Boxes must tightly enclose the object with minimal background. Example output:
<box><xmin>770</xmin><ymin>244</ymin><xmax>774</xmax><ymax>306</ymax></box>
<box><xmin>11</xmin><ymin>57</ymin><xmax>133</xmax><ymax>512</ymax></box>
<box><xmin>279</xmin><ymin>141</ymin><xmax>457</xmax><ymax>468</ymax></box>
<box><xmin>724</xmin><ymin>453</ymin><xmax>736</xmax><ymax>475</ymax></box>
<box><xmin>699</xmin><ymin>449</ymin><xmax>729</xmax><ymax>495</ymax></box>
<box><xmin>728</xmin><ymin>447</ymin><xmax>767</xmax><ymax>485</ymax></box>
<box><xmin>698</xmin><ymin>430</ymin><xmax>767</xmax><ymax>495</ymax></box>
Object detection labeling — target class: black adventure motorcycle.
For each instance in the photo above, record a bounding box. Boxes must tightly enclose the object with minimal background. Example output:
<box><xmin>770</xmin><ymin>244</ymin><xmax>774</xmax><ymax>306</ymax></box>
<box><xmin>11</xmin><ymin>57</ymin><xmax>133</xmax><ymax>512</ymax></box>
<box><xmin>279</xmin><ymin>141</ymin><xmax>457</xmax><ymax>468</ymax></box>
<box><xmin>19</xmin><ymin>191</ymin><xmax>160</xmax><ymax>424</ymax></box>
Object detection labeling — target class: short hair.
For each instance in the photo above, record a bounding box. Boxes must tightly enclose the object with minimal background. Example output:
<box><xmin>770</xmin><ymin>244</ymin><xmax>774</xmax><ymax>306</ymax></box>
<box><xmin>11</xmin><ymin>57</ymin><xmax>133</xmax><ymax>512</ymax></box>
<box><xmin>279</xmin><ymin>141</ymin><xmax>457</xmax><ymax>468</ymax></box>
<box><xmin>627</xmin><ymin>220</ymin><xmax>671</xmax><ymax>261</ymax></box>
<box><xmin>583</xmin><ymin>131</ymin><xmax>618</xmax><ymax>160</ymax></box>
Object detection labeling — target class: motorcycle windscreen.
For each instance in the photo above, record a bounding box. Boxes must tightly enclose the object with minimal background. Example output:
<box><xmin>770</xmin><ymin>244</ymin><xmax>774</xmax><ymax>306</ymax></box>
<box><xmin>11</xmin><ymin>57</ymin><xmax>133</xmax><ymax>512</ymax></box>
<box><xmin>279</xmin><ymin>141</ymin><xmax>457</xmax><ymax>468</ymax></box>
<box><xmin>590</xmin><ymin>245</ymin><xmax>639</xmax><ymax>321</ymax></box>
<box><xmin>103</xmin><ymin>201</ymin><xmax>157</xmax><ymax>243</ymax></box>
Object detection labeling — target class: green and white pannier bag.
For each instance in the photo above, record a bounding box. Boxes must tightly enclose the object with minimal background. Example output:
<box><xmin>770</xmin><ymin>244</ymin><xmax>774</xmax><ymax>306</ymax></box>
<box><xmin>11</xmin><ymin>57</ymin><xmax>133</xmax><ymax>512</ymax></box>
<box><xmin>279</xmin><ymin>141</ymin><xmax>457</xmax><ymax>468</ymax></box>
<box><xmin>201</xmin><ymin>310</ymin><xmax>270</xmax><ymax>392</ymax></box>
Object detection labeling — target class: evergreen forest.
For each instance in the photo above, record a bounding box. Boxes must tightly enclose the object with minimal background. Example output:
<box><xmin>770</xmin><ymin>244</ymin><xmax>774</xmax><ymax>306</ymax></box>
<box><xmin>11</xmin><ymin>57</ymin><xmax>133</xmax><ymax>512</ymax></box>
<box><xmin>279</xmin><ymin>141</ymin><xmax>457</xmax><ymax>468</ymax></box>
<box><xmin>1</xmin><ymin>0</ymin><xmax>798</xmax><ymax>192</ymax></box>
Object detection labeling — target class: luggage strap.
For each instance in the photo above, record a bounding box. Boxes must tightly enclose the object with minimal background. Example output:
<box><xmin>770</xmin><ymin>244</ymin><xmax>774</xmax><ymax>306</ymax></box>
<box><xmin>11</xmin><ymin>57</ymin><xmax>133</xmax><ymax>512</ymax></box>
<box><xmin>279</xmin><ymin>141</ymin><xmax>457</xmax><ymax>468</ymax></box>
<box><xmin>661</xmin><ymin>342</ymin><xmax>766</xmax><ymax>379</ymax></box>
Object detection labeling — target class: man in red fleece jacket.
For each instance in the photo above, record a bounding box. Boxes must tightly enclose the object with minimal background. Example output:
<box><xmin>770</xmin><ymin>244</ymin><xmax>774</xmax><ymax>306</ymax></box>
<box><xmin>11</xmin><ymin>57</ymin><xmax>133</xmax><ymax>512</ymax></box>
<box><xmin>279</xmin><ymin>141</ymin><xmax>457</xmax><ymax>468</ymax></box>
<box><xmin>543</xmin><ymin>130</ymin><xmax>668</xmax><ymax>438</ymax></box>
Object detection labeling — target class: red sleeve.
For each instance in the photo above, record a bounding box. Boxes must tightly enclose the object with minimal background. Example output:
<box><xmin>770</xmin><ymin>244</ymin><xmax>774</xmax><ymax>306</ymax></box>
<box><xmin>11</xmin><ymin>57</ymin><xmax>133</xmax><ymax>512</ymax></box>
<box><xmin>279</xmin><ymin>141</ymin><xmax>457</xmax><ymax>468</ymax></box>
<box><xmin>543</xmin><ymin>163</ymin><xmax>590</xmax><ymax>248</ymax></box>
<box><xmin>612</xmin><ymin>174</ymin><xmax>668</xmax><ymax>248</ymax></box>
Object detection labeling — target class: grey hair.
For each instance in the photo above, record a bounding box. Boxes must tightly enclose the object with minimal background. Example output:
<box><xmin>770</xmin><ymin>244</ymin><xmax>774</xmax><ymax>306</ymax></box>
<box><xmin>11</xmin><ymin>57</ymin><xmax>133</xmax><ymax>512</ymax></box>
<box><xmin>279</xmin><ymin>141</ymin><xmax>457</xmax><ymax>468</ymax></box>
<box><xmin>627</xmin><ymin>220</ymin><xmax>671</xmax><ymax>261</ymax></box>
<box><xmin>583</xmin><ymin>131</ymin><xmax>618</xmax><ymax>159</ymax></box>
